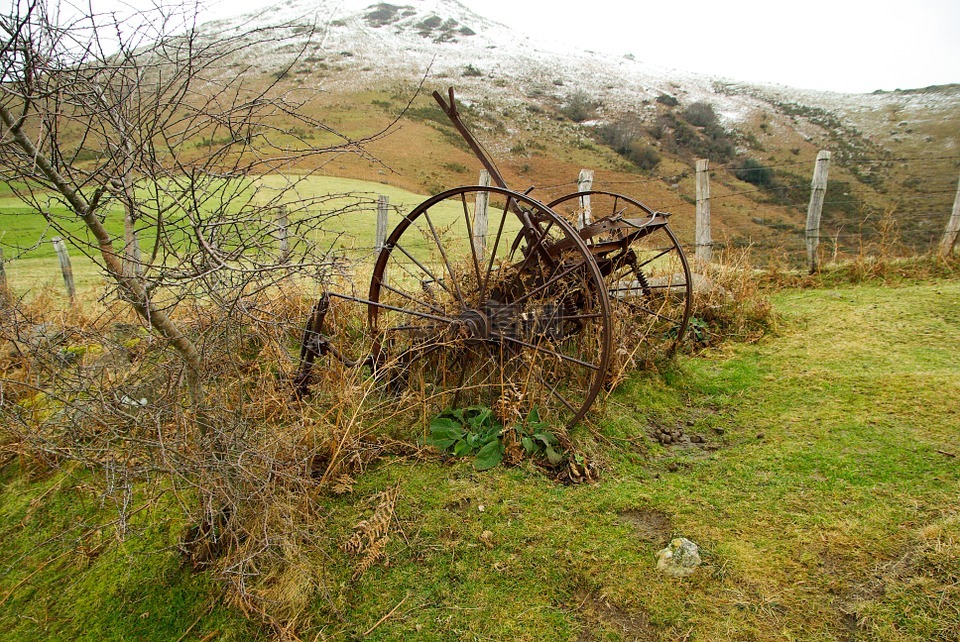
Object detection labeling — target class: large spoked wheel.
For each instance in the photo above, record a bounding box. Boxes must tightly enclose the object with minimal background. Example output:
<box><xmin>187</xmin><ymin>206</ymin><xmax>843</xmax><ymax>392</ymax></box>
<box><xmin>367</xmin><ymin>186</ymin><xmax>612</xmax><ymax>430</ymax></box>
<box><xmin>547</xmin><ymin>191</ymin><xmax>692</xmax><ymax>374</ymax></box>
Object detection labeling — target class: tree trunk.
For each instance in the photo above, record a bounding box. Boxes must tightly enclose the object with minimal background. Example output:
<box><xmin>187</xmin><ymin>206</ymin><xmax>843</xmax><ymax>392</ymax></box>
<box><xmin>0</xmin><ymin>103</ymin><xmax>204</xmax><ymax>402</ymax></box>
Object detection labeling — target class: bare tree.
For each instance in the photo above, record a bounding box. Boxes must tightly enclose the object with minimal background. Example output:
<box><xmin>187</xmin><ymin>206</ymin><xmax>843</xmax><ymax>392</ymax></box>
<box><xmin>0</xmin><ymin>3</ymin><xmax>407</xmax><ymax>630</ymax></box>
<box><xmin>0</xmin><ymin>0</ymin><xmax>384</xmax><ymax>402</ymax></box>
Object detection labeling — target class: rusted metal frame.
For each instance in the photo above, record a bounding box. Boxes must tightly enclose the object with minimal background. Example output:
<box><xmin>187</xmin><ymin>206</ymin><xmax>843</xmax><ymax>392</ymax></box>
<box><xmin>292</xmin><ymin>294</ymin><xmax>373</xmax><ymax>396</ymax></box>
<box><xmin>434</xmin><ymin>87</ymin><xmax>565</xmax><ymax>292</ymax></box>
<box><xmin>292</xmin><ymin>295</ymin><xmax>330</xmax><ymax>397</ymax></box>
<box><xmin>433</xmin><ymin>88</ymin><xmax>508</xmax><ymax>189</ymax></box>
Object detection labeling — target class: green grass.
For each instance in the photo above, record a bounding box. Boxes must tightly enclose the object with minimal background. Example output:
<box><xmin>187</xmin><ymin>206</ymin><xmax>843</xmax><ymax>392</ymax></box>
<box><xmin>0</xmin><ymin>465</ymin><xmax>257</xmax><ymax>640</ymax></box>
<box><xmin>0</xmin><ymin>174</ymin><xmax>431</xmax><ymax>262</ymax></box>
<box><xmin>2</xmin><ymin>279</ymin><xmax>958</xmax><ymax>640</ymax></box>
<box><xmin>0</xmin><ymin>175</ymin><xmax>532</xmax><ymax>302</ymax></box>
<box><xmin>0</xmin><ymin>173</ymin><xmax>432</xmax><ymax>298</ymax></box>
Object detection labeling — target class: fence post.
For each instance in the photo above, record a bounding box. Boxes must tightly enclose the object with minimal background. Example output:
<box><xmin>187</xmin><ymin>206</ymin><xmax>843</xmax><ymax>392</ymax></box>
<box><xmin>122</xmin><ymin>202</ymin><xmax>143</xmax><ymax>277</ymax></box>
<box><xmin>577</xmin><ymin>169</ymin><xmax>594</xmax><ymax>229</ymax></box>
<box><xmin>0</xmin><ymin>247</ymin><xmax>8</xmax><ymax>303</ymax></box>
<box><xmin>376</xmin><ymin>195</ymin><xmax>389</xmax><ymax>286</ymax></box>
<box><xmin>276</xmin><ymin>205</ymin><xmax>290</xmax><ymax>263</ymax></box>
<box><xmin>939</xmin><ymin>171</ymin><xmax>960</xmax><ymax>257</ymax></box>
<box><xmin>52</xmin><ymin>236</ymin><xmax>76</xmax><ymax>302</ymax></box>
<box><xmin>129</xmin><ymin>230</ymin><xmax>143</xmax><ymax>277</ymax></box>
<box><xmin>474</xmin><ymin>170</ymin><xmax>490</xmax><ymax>257</ymax></box>
<box><xmin>806</xmin><ymin>150</ymin><xmax>831</xmax><ymax>273</ymax></box>
<box><xmin>695</xmin><ymin>159</ymin><xmax>712</xmax><ymax>264</ymax></box>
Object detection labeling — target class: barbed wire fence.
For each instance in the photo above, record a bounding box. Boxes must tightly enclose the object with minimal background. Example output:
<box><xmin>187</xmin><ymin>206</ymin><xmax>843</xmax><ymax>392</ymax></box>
<box><xmin>548</xmin><ymin>152</ymin><xmax>960</xmax><ymax>271</ymax></box>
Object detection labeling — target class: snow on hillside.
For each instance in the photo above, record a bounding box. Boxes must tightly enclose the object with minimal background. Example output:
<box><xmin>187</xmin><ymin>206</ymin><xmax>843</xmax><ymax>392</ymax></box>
<box><xmin>201</xmin><ymin>0</ymin><xmax>959</xmax><ymax>145</ymax></box>
<box><xmin>203</xmin><ymin>0</ymin><xmax>770</xmax><ymax>118</ymax></box>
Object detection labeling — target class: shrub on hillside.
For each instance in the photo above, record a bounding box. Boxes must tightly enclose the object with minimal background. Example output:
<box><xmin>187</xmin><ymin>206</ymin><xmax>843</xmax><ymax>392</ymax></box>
<box><xmin>663</xmin><ymin>113</ymin><xmax>735</xmax><ymax>163</ymax></box>
<box><xmin>561</xmin><ymin>91</ymin><xmax>600</xmax><ymax>122</ymax></box>
<box><xmin>626</xmin><ymin>142</ymin><xmax>661</xmax><ymax>170</ymax></box>
<box><xmin>682</xmin><ymin>101</ymin><xmax>719</xmax><ymax>128</ymax></box>
<box><xmin>734</xmin><ymin>158</ymin><xmax>775</xmax><ymax>187</ymax></box>
<box><xmin>594</xmin><ymin>115</ymin><xmax>660</xmax><ymax>170</ymax></box>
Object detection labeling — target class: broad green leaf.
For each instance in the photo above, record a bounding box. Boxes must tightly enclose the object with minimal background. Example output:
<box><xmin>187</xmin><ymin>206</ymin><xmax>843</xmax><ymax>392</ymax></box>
<box><xmin>533</xmin><ymin>432</ymin><xmax>559</xmax><ymax>447</ymax></box>
<box><xmin>431</xmin><ymin>439</ymin><xmax>457</xmax><ymax>451</ymax></box>
<box><xmin>453</xmin><ymin>439</ymin><xmax>472</xmax><ymax>457</ymax></box>
<box><xmin>437</xmin><ymin>408</ymin><xmax>464</xmax><ymax>422</ymax></box>
<box><xmin>466</xmin><ymin>406</ymin><xmax>493</xmax><ymax>429</ymax></box>
<box><xmin>526</xmin><ymin>407</ymin><xmax>540</xmax><ymax>424</ymax></box>
<box><xmin>521</xmin><ymin>436</ymin><xmax>536</xmax><ymax>454</ymax></box>
<box><xmin>545</xmin><ymin>445</ymin><xmax>563</xmax><ymax>465</ymax></box>
<box><xmin>427</xmin><ymin>417</ymin><xmax>465</xmax><ymax>450</ymax></box>
<box><xmin>474</xmin><ymin>440</ymin><xmax>504</xmax><ymax>470</ymax></box>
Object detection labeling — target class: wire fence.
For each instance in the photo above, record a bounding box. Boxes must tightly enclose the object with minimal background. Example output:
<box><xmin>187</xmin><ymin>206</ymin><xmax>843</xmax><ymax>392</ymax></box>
<box><xmin>2</xmin><ymin>151</ymin><xmax>958</xmax><ymax>301</ymax></box>
<box><xmin>577</xmin><ymin>152</ymin><xmax>960</xmax><ymax>269</ymax></box>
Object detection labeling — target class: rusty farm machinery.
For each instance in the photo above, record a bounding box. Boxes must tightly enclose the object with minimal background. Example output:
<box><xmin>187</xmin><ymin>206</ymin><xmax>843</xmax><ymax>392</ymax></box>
<box><xmin>294</xmin><ymin>88</ymin><xmax>692</xmax><ymax>429</ymax></box>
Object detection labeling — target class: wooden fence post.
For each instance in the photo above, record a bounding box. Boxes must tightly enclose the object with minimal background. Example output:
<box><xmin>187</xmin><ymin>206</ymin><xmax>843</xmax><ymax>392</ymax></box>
<box><xmin>695</xmin><ymin>159</ymin><xmax>712</xmax><ymax>263</ymax></box>
<box><xmin>376</xmin><ymin>195</ymin><xmax>389</xmax><ymax>286</ymax></box>
<box><xmin>939</xmin><ymin>171</ymin><xmax>960</xmax><ymax>257</ymax></box>
<box><xmin>577</xmin><ymin>169</ymin><xmax>594</xmax><ymax>229</ymax></box>
<box><xmin>276</xmin><ymin>205</ymin><xmax>290</xmax><ymax>263</ymax></box>
<box><xmin>0</xmin><ymin>247</ymin><xmax>8</xmax><ymax>303</ymax></box>
<box><xmin>52</xmin><ymin>236</ymin><xmax>76</xmax><ymax>302</ymax></box>
<box><xmin>806</xmin><ymin>150</ymin><xmax>831</xmax><ymax>273</ymax></box>
<box><xmin>122</xmin><ymin>201</ymin><xmax>143</xmax><ymax>278</ymax></box>
<box><xmin>473</xmin><ymin>170</ymin><xmax>490</xmax><ymax>257</ymax></box>
<box><xmin>129</xmin><ymin>230</ymin><xmax>143</xmax><ymax>277</ymax></box>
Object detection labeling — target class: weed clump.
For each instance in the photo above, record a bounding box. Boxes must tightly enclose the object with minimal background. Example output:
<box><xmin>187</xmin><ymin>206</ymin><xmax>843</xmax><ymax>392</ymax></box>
<box><xmin>689</xmin><ymin>250</ymin><xmax>778</xmax><ymax>344</ymax></box>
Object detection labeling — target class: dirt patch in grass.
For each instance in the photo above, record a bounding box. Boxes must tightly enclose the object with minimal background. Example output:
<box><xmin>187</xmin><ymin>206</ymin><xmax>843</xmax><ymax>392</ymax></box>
<box><xmin>618</xmin><ymin>508</ymin><xmax>673</xmax><ymax>543</ymax></box>
<box><xmin>570</xmin><ymin>589</ymin><xmax>658</xmax><ymax>642</ymax></box>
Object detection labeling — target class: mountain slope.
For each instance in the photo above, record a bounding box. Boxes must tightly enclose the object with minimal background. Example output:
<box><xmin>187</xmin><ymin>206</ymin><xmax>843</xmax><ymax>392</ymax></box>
<box><xmin>201</xmin><ymin>0</ymin><xmax>960</xmax><ymax>259</ymax></box>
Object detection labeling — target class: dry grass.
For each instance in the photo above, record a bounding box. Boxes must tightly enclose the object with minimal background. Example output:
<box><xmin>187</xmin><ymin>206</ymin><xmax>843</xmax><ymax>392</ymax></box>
<box><xmin>690</xmin><ymin>248</ymin><xmax>778</xmax><ymax>345</ymax></box>
<box><xmin>0</xmin><ymin>284</ymin><xmax>413</xmax><ymax>638</ymax></box>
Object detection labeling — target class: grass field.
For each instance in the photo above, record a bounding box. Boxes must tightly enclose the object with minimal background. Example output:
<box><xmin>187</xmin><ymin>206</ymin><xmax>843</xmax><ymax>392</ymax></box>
<box><xmin>0</xmin><ymin>173</ymin><xmax>434</xmax><ymax>299</ymax></box>
<box><xmin>1</xmin><ymin>275</ymin><xmax>958</xmax><ymax>640</ymax></box>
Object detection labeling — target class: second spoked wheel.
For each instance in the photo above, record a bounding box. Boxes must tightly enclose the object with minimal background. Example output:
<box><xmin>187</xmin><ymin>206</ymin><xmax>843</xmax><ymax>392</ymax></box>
<box><xmin>547</xmin><ymin>191</ymin><xmax>692</xmax><ymax>377</ymax></box>
<box><xmin>368</xmin><ymin>186</ymin><xmax>611</xmax><ymax>430</ymax></box>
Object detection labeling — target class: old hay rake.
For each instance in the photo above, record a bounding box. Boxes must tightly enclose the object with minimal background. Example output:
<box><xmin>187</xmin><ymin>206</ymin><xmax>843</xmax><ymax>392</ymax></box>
<box><xmin>294</xmin><ymin>88</ymin><xmax>692</xmax><ymax>430</ymax></box>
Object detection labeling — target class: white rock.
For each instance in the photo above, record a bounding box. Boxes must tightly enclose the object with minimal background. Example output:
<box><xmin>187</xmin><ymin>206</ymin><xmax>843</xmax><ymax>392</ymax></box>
<box><xmin>656</xmin><ymin>537</ymin><xmax>701</xmax><ymax>577</ymax></box>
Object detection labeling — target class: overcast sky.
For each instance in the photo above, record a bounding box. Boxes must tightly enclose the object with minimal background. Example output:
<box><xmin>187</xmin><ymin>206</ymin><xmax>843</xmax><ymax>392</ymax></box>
<box><xmin>458</xmin><ymin>0</ymin><xmax>960</xmax><ymax>93</ymax></box>
<box><xmin>124</xmin><ymin>0</ymin><xmax>960</xmax><ymax>94</ymax></box>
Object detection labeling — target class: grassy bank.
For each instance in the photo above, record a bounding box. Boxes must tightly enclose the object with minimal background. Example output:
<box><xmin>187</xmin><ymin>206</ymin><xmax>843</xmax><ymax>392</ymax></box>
<box><xmin>2</xmin><ymin>278</ymin><xmax>958</xmax><ymax>640</ymax></box>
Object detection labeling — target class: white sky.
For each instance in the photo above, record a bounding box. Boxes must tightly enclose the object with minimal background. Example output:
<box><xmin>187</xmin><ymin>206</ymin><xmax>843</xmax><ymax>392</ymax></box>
<box><xmin>458</xmin><ymin>0</ymin><xmax>960</xmax><ymax>93</ymax></box>
<box><xmin>107</xmin><ymin>0</ymin><xmax>960</xmax><ymax>93</ymax></box>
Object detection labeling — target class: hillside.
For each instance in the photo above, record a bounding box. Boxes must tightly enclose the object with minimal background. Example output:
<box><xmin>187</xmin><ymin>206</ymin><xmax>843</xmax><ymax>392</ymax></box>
<box><xmin>194</xmin><ymin>0</ymin><xmax>960</xmax><ymax>262</ymax></box>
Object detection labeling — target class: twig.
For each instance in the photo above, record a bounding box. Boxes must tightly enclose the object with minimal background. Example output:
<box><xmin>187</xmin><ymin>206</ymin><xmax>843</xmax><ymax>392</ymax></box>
<box><xmin>176</xmin><ymin>599</ymin><xmax>217</xmax><ymax>642</ymax></box>
<box><xmin>936</xmin><ymin>450</ymin><xmax>956</xmax><ymax>458</ymax></box>
<box><xmin>363</xmin><ymin>593</ymin><xmax>408</xmax><ymax>636</ymax></box>
<box><xmin>0</xmin><ymin>549</ymin><xmax>72</xmax><ymax>606</ymax></box>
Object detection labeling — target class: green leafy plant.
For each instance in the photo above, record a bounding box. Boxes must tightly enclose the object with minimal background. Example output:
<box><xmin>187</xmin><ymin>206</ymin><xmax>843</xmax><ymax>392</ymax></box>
<box><xmin>426</xmin><ymin>406</ymin><xmax>504</xmax><ymax>470</ymax></box>
<box><xmin>515</xmin><ymin>407</ymin><xmax>564</xmax><ymax>466</ymax></box>
<box><xmin>687</xmin><ymin>317</ymin><xmax>709</xmax><ymax>344</ymax></box>
<box><xmin>426</xmin><ymin>406</ymin><xmax>564</xmax><ymax>470</ymax></box>
<box><xmin>669</xmin><ymin>316</ymin><xmax>709</xmax><ymax>345</ymax></box>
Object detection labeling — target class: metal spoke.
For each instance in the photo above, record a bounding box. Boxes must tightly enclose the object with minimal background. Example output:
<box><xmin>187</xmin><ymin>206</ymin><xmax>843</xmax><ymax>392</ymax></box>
<box><xmin>635</xmin><ymin>246</ymin><xmax>676</xmax><ymax>269</ymax></box>
<box><xmin>392</xmin><ymin>241</ymin><xmax>453</xmax><ymax>298</ymax></box>
<box><xmin>422</xmin><ymin>208</ymin><xmax>466</xmax><ymax>307</ymax></box>
<box><xmin>496</xmin><ymin>333</ymin><xmax>601</xmax><ymax>371</ymax></box>
<box><xmin>330</xmin><ymin>292</ymin><xmax>456</xmax><ymax>325</ymax></box>
<box><xmin>378</xmin><ymin>281</ymin><xmax>448</xmax><ymax>315</ymax></box>
<box><xmin>504</xmin><ymin>259</ymin><xmax>590</xmax><ymax>309</ymax></box>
